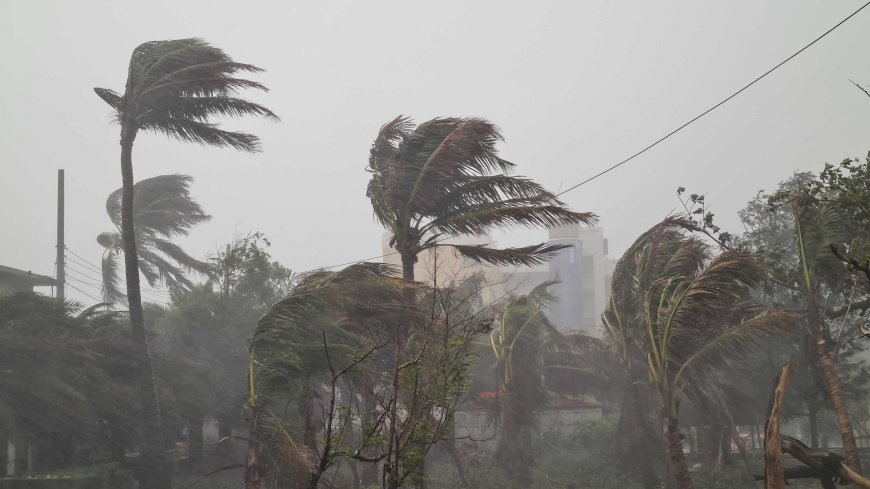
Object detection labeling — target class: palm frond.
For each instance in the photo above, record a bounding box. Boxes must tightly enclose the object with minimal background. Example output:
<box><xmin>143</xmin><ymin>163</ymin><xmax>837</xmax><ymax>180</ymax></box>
<box><xmin>100</xmin><ymin>252</ymin><xmax>125</xmax><ymax>304</ymax></box>
<box><xmin>673</xmin><ymin>310</ymin><xmax>798</xmax><ymax>385</ymax></box>
<box><xmin>452</xmin><ymin>242</ymin><xmax>571</xmax><ymax>267</ymax></box>
<box><xmin>141</xmin><ymin>117</ymin><xmax>261</xmax><ymax>152</ymax></box>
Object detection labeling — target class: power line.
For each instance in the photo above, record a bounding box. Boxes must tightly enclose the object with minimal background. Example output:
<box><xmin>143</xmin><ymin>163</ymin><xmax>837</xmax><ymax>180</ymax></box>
<box><xmin>294</xmin><ymin>1</ymin><xmax>870</xmax><ymax>276</ymax></box>
<box><xmin>65</xmin><ymin>261</ymin><xmax>104</xmax><ymax>283</ymax></box>
<box><xmin>554</xmin><ymin>0</ymin><xmax>870</xmax><ymax>198</ymax></box>
<box><xmin>65</xmin><ymin>281</ymin><xmax>103</xmax><ymax>304</ymax></box>
<box><xmin>64</xmin><ymin>247</ymin><xmax>103</xmax><ymax>272</ymax></box>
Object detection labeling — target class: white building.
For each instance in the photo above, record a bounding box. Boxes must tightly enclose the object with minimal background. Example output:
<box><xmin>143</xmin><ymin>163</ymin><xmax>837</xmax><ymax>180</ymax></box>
<box><xmin>380</xmin><ymin>225</ymin><xmax>616</xmax><ymax>337</ymax></box>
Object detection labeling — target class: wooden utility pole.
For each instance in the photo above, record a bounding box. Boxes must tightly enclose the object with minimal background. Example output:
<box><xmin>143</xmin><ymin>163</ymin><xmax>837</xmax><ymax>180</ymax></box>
<box><xmin>56</xmin><ymin>169</ymin><xmax>65</xmax><ymax>301</ymax></box>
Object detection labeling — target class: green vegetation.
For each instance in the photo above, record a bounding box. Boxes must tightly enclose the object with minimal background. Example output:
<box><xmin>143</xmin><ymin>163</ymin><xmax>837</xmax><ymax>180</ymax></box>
<box><xmin>3</xmin><ymin>33</ymin><xmax>870</xmax><ymax>489</ymax></box>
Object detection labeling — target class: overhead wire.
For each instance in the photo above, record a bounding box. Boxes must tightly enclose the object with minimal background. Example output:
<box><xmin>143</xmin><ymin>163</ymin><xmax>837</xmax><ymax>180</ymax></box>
<box><xmin>292</xmin><ymin>1</ymin><xmax>870</xmax><ymax>275</ymax></box>
<box><xmin>554</xmin><ymin>0</ymin><xmax>870</xmax><ymax>197</ymax></box>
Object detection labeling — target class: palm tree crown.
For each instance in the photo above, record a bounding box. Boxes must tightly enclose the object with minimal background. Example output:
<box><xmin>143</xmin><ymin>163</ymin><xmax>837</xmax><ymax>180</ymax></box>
<box><xmin>95</xmin><ymin>38</ymin><xmax>279</xmax><ymax>150</ymax></box>
<box><xmin>366</xmin><ymin>116</ymin><xmax>596</xmax><ymax>279</ymax></box>
<box><xmin>97</xmin><ymin>174</ymin><xmax>212</xmax><ymax>303</ymax></box>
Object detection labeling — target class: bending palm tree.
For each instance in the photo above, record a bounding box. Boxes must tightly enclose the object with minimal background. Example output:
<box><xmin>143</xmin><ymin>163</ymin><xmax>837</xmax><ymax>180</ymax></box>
<box><xmin>603</xmin><ymin>217</ymin><xmax>795</xmax><ymax>489</ymax></box>
<box><xmin>95</xmin><ymin>38</ymin><xmax>278</xmax><ymax>489</ymax></box>
<box><xmin>98</xmin><ymin>174</ymin><xmax>212</xmax><ymax>303</ymax></box>
<box><xmin>789</xmin><ymin>194</ymin><xmax>863</xmax><ymax>471</ymax></box>
<box><xmin>366</xmin><ymin>116</ymin><xmax>596</xmax><ymax>281</ymax></box>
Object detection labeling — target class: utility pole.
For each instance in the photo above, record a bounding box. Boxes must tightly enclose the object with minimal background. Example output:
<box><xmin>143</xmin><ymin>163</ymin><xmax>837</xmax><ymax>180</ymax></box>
<box><xmin>56</xmin><ymin>169</ymin><xmax>65</xmax><ymax>301</ymax></box>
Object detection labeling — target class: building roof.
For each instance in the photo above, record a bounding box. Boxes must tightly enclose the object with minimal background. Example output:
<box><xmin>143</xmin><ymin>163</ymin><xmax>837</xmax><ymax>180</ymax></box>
<box><xmin>0</xmin><ymin>264</ymin><xmax>58</xmax><ymax>286</ymax></box>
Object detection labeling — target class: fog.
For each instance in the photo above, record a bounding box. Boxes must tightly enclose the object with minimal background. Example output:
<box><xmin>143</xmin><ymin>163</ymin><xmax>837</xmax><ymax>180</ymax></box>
<box><xmin>1</xmin><ymin>2</ymin><xmax>869</xmax><ymax>489</ymax></box>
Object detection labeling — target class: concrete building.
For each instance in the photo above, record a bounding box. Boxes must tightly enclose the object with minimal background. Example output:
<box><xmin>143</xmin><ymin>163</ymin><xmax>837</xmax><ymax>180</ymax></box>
<box><xmin>500</xmin><ymin>226</ymin><xmax>615</xmax><ymax>336</ymax></box>
<box><xmin>380</xmin><ymin>225</ymin><xmax>616</xmax><ymax>336</ymax></box>
<box><xmin>0</xmin><ymin>264</ymin><xmax>57</xmax><ymax>296</ymax></box>
<box><xmin>381</xmin><ymin>233</ymin><xmax>505</xmax><ymax>305</ymax></box>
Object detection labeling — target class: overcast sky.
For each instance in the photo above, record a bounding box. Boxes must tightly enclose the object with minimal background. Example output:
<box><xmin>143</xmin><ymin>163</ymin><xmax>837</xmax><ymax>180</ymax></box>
<box><xmin>1</xmin><ymin>1</ymin><xmax>869</xmax><ymax>305</ymax></box>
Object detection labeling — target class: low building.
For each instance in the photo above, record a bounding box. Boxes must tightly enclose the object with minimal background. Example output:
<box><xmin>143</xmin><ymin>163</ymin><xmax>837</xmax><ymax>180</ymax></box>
<box><xmin>453</xmin><ymin>394</ymin><xmax>603</xmax><ymax>452</ymax></box>
<box><xmin>0</xmin><ymin>264</ymin><xmax>57</xmax><ymax>296</ymax></box>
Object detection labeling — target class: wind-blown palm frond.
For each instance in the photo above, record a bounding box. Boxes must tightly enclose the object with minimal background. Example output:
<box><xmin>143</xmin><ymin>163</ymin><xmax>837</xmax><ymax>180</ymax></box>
<box><xmin>602</xmin><ymin>216</ymin><xmax>794</xmax><ymax>489</ymax></box>
<box><xmin>249</xmin><ymin>263</ymin><xmax>423</xmax><ymax>487</ymax></box>
<box><xmin>366</xmin><ymin>116</ymin><xmax>596</xmax><ymax>280</ymax></box>
<box><xmin>95</xmin><ymin>38</ymin><xmax>278</xmax><ymax>152</ymax></box>
<box><xmin>98</xmin><ymin>174</ymin><xmax>213</xmax><ymax>303</ymax></box>
<box><xmin>452</xmin><ymin>243</ymin><xmax>573</xmax><ymax>267</ymax></box>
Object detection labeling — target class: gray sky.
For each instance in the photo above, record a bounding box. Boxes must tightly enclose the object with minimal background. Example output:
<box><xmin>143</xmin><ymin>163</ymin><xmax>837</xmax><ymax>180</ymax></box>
<box><xmin>1</xmin><ymin>1</ymin><xmax>869</xmax><ymax>305</ymax></box>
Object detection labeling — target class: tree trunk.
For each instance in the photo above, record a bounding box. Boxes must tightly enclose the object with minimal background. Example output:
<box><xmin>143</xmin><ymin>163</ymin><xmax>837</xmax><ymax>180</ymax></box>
<box><xmin>807</xmin><ymin>295</ymin><xmax>862</xmax><ymax>472</ymax></box>
<box><xmin>120</xmin><ymin>138</ymin><xmax>171</xmax><ymax>489</ymax></box>
<box><xmin>809</xmin><ymin>407</ymin><xmax>819</xmax><ymax>450</ymax></box>
<box><xmin>188</xmin><ymin>416</ymin><xmax>204</xmax><ymax>463</ymax></box>
<box><xmin>663</xmin><ymin>415</ymin><xmax>694</xmax><ymax>489</ymax></box>
<box><xmin>818</xmin><ymin>348</ymin><xmax>862</xmax><ymax>471</ymax></box>
<box><xmin>764</xmin><ymin>362</ymin><xmax>794</xmax><ymax>489</ymax></box>
<box><xmin>401</xmin><ymin>252</ymin><xmax>416</xmax><ymax>282</ymax></box>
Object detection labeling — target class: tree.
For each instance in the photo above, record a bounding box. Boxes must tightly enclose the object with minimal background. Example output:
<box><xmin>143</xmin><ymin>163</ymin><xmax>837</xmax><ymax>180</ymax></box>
<box><xmin>366</xmin><ymin>116</ymin><xmax>596</xmax><ymax>281</ymax></box>
<box><xmin>98</xmin><ymin>174</ymin><xmax>213</xmax><ymax>303</ymax></box>
<box><xmin>247</xmin><ymin>263</ymin><xmax>422</xmax><ymax>489</ymax></box>
<box><xmin>603</xmin><ymin>217</ymin><xmax>795</xmax><ymax>489</ymax></box>
<box><xmin>0</xmin><ymin>293</ymin><xmax>136</xmax><ymax>472</ymax></box>
<box><xmin>95</xmin><ymin>38</ymin><xmax>278</xmax><ymax>489</ymax></box>
<box><xmin>153</xmin><ymin>233</ymin><xmax>293</xmax><ymax>464</ymax></box>
<box><xmin>489</xmin><ymin>287</ymin><xmax>551</xmax><ymax>487</ymax></box>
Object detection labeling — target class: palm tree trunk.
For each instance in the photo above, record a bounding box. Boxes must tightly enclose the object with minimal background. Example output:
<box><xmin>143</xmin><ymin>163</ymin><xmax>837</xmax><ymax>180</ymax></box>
<box><xmin>819</xmin><ymin>346</ymin><xmax>862</xmax><ymax>471</ymax></box>
<box><xmin>401</xmin><ymin>252</ymin><xmax>416</xmax><ymax>282</ymax></box>
<box><xmin>807</xmin><ymin>299</ymin><xmax>862</xmax><ymax>472</ymax></box>
<box><xmin>120</xmin><ymin>138</ymin><xmax>171</xmax><ymax>489</ymax></box>
<box><xmin>663</xmin><ymin>415</ymin><xmax>694</xmax><ymax>489</ymax></box>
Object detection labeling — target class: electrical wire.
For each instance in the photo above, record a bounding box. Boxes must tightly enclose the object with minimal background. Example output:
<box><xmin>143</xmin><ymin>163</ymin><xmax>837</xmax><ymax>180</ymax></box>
<box><xmin>554</xmin><ymin>0</ymin><xmax>870</xmax><ymax>197</ymax></box>
<box><xmin>293</xmin><ymin>1</ymin><xmax>870</xmax><ymax>275</ymax></box>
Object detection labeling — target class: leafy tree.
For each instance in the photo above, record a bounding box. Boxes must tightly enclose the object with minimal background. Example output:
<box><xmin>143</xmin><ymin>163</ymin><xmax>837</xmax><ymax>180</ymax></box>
<box><xmin>98</xmin><ymin>174</ymin><xmax>212</xmax><ymax>303</ymax></box>
<box><xmin>366</xmin><ymin>116</ymin><xmax>596</xmax><ymax>281</ymax></box>
<box><xmin>247</xmin><ymin>263</ymin><xmax>423</xmax><ymax>489</ymax></box>
<box><xmin>151</xmin><ymin>233</ymin><xmax>292</xmax><ymax>464</ymax></box>
<box><xmin>603</xmin><ymin>217</ymin><xmax>794</xmax><ymax>489</ymax></box>
<box><xmin>0</xmin><ymin>293</ymin><xmax>136</xmax><ymax>472</ymax></box>
<box><xmin>94</xmin><ymin>37</ymin><xmax>278</xmax><ymax>489</ymax></box>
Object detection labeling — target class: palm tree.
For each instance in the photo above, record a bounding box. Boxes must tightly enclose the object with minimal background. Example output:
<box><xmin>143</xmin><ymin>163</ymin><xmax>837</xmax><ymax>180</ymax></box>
<box><xmin>489</xmin><ymin>285</ymin><xmax>553</xmax><ymax>487</ymax></box>
<box><xmin>603</xmin><ymin>217</ymin><xmax>795</xmax><ymax>489</ymax></box>
<box><xmin>366</xmin><ymin>116</ymin><xmax>596</xmax><ymax>281</ymax></box>
<box><xmin>789</xmin><ymin>194</ymin><xmax>863</xmax><ymax>471</ymax></box>
<box><xmin>248</xmin><ymin>263</ymin><xmax>421</xmax><ymax>489</ymax></box>
<box><xmin>98</xmin><ymin>174</ymin><xmax>212</xmax><ymax>303</ymax></box>
<box><xmin>95</xmin><ymin>38</ymin><xmax>278</xmax><ymax>489</ymax></box>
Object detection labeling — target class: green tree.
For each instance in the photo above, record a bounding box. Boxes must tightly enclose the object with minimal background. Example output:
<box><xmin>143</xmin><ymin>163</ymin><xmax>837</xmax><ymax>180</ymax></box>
<box><xmin>94</xmin><ymin>38</ymin><xmax>278</xmax><ymax>489</ymax></box>
<box><xmin>153</xmin><ymin>233</ymin><xmax>293</xmax><ymax>462</ymax></box>
<box><xmin>248</xmin><ymin>263</ymin><xmax>423</xmax><ymax>489</ymax></box>
<box><xmin>489</xmin><ymin>288</ymin><xmax>550</xmax><ymax>487</ymax></box>
<box><xmin>603</xmin><ymin>217</ymin><xmax>794</xmax><ymax>489</ymax></box>
<box><xmin>98</xmin><ymin>174</ymin><xmax>212</xmax><ymax>303</ymax></box>
<box><xmin>366</xmin><ymin>116</ymin><xmax>595</xmax><ymax>281</ymax></box>
<box><xmin>0</xmin><ymin>293</ymin><xmax>136</xmax><ymax>472</ymax></box>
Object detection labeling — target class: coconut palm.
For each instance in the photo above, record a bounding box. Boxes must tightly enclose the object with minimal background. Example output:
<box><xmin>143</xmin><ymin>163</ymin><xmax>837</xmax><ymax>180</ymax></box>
<box><xmin>248</xmin><ymin>263</ymin><xmax>422</xmax><ymax>489</ymax></box>
<box><xmin>95</xmin><ymin>38</ymin><xmax>277</xmax><ymax>489</ymax></box>
<box><xmin>366</xmin><ymin>116</ymin><xmax>596</xmax><ymax>281</ymax></box>
<box><xmin>788</xmin><ymin>193</ymin><xmax>863</xmax><ymax>471</ymax></box>
<box><xmin>98</xmin><ymin>174</ymin><xmax>212</xmax><ymax>303</ymax></box>
<box><xmin>603</xmin><ymin>217</ymin><xmax>795</xmax><ymax>489</ymax></box>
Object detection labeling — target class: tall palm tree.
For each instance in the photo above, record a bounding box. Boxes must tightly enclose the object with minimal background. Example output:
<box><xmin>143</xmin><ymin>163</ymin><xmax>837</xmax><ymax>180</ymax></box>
<box><xmin>98</xmin><ymin>174</ymin><xmax>212</xmax><ymax>303</ymax></box>
<box><xmin>366</xmin><ymin>116</ymin><xmax>596</xmax><ymax>281</ymax></box>
<box><xmin>603</xmin><ymin>217</ymin><xmax>795</xmax><ymax>489</ymax></box>
<box><xmin>95</xmin><ymin>38</ymin><xmax>278</xmax><ymax>489</ymax></box>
